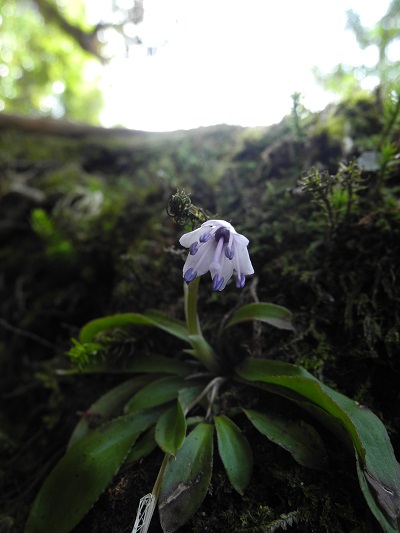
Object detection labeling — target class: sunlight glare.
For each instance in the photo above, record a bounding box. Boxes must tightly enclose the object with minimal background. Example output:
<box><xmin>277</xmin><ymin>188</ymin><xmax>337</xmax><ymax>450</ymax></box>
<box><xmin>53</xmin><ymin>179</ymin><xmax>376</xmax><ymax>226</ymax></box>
<box><xmin>94</xmin><ymin>0</ymin><xmax>392</xmax><ymax>131</ymax></box>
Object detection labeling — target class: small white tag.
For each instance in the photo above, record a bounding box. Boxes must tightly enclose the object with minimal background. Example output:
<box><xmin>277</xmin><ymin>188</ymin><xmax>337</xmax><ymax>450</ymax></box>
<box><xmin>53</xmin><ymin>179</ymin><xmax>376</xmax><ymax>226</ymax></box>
<box><xmin>131</xmin><ymin>493</ymin><xmax>157</xmax><ymax>533</ymax></box>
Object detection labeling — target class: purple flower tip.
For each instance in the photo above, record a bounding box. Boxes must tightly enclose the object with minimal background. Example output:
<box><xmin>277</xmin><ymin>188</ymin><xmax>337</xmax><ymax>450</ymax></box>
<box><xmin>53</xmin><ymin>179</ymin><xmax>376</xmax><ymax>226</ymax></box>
<box><xmin>212</xmin><ymin>274</ymin><xmax>224</xmax><ymax>291</ymax></box>
<box><xmin>189</xmin><ymin>242</ymin><xmax>199</xmax><ymax>255</ymax></box>
<box><xmin>200</xmin><ymin>232</ymin><xmax>212</xmax><ymax>243</ymax></box>
<box><xmin>225</xmin><ymin>247</ymin><xmax>234</xmax><ymax>260</ymax></box>
<box><xmin>184</xmin><ymin>268</ymin><xmax>197</xmax><ymax>283</ymax></box>
<box><xmin>236</xmin><ymin>273</ymin><xmax>246</xmax><ymax>288</ymax></box>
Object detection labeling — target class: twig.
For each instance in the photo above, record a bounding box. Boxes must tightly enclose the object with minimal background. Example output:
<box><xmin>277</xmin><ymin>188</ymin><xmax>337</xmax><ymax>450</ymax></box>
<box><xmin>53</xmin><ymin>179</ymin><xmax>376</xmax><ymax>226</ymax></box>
<box><xmin>0</xmin><ymin>317</ymin><xmax>62</xmax><ymax>352</ymax></box>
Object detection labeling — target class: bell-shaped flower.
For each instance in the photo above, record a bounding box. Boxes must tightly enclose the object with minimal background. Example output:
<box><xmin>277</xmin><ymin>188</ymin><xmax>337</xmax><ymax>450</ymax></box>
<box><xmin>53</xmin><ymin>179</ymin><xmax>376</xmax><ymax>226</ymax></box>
<box><xmin>179</xmin><ymin>219</ymin><xmax>254</xmax><ymax>291</ymax></box>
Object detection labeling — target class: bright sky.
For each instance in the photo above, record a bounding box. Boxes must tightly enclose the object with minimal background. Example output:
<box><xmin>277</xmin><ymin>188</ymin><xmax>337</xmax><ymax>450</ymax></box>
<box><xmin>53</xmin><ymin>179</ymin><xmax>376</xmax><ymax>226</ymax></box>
<box><xmin>89</xmin><ymin>0</ymin><xmax>391</xmax><ymax>132</ymax></box>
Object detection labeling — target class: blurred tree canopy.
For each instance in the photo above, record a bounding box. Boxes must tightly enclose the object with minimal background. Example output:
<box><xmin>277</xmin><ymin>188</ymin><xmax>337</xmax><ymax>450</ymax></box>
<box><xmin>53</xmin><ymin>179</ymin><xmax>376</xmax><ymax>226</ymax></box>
<box><xmin>313</xmin><ymin>0</ymin><xmax>400</xmax><ymax>99</ymax></box>
<box><xmin>0</xmin><ymin>0</ymin><xmax>106</xmax><ymax>123</ymax></box>
<box><xmin>0</xmin><ymin>0</ymin><xmax>150</xmax><ymax>124</ymax></box>
<box><xmin>1</xmin><ymin>0</ymin><xmax>399</xmax><ymax>126</ymax></box>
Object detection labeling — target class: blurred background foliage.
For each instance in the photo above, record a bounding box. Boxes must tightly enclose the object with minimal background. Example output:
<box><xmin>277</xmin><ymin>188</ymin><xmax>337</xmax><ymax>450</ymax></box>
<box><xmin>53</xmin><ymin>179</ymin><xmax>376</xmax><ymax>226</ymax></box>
<box><xmin>0</xmin><ymin>0</ymin><xmax>103</xmax><ymax>122</ymax></box>
<box><xmin>314</xmin><ymin>0</ymin><xmax>400</xmax><ymax>99</ymax></box>
<box><xmin>0</xmin><ymin>0</ymin><xmax>400</xmax><ymax>125</ymax></box>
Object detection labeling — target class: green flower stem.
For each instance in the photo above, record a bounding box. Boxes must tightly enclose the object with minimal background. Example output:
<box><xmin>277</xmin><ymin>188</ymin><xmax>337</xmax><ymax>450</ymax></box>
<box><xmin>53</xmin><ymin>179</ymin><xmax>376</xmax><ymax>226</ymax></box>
<box><xmin>184</xmin><ymin>278</ymin><xmax>220</xmax><ymax>373</ymax></box>
<box><xmin>132</xmin><ymin>453</ymin><xmax>169</xmax><ymax>532</ymax></box>
<box><xmin>184</xmin><ymin>277</ymin><xmax>201</xmax><ymax>336</ymax></box>
<box><xmin>152</xmin><ymin>452</ymin><xmax>170</xmax><ymax>499</ymax></box>
<box><xmin>184</xmin><ymin>376</ymin><xmax>227</xmax><ymax>420</ymax></box>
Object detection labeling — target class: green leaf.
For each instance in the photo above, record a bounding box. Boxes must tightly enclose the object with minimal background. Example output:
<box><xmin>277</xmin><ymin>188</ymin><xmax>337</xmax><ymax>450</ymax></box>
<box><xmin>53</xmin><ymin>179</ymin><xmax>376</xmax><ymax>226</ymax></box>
<box><xmin>236</xmin><ymin>357</ymin><xmax>400</xmax><ymax>527</ymax></box>
<box><xmin>159</xmin><ymin>423</ymin><xmax>214</xmax><ymax>533</ymax></box>
<box><xmin>124</xmin><ymin>376</ymin><xmax>187</xmax><ymax>413</ymax></box>
<box><xmin>118</xmin><ymin>355</ymin><xmax>191</xmax><ymax>377</ymax></box>
<box><xmin>243</xmin><ymin>409</ymin><xmax>328</xmax><ymax>471</ymax></box>
<box><xmin>67</xmin><ymin>376</ymin><xmax>157</xmax><ymax>449</ymax></box>
<box><xmin>155</xmin><ymin>401</ymin><xmax>187</xmax><ymax>456</ymax></box>
<box><xmin>124</xmin><ymin>427</ymin><xmax>157</xmax><ymax>465</ymax></box>
<box><xmin>25</xmin><ymin>410</ymin><xmax>161</xmax><ymax>533</ymax></box>
<box><xmin>79</xmin><ymin>313</ymin><xmax>157</xmax><ymax>342</ymax></box>
<box><xmin>356</xmin><ymin>454</ymin><xmax>400</xmax><ymax>533</ymax></box>
<box><xmin>79</xmin><ymin>311</ymin><xmax>189</xmax><ymax>344</ymax></box>
<box><xmin>186</xmin><ymin>416</ymin><xmax>206</xmax><ymax>426</ymax></box>
<box><xmin>60</xmin><ymin>354</ymin><xmax>191</xmax><ymax>377</ymax></box>
<box><xmin>214</xmin><ymin>414</ymin><xmax>253</xmax><ymax>495</ymax></box>
<box><xmin>225</xmin><ymin>302</ymin><xmax>295</xmax><ymax>330</ymax></box>
<box><xmin>144</xmin><ymin>309</ymin><xmax>191</xmax><ymax>342</ymax></box>
<box><xmin>178</xmin><ymin>385</ymin><xmax>206</xmax><ymax>413</ymax></box>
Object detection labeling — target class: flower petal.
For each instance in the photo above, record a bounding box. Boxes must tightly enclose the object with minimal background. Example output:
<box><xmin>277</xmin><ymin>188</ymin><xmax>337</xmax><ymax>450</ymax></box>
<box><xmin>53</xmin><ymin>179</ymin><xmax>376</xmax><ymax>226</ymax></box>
<box><xmin>183</xmin><ymin>240</ymin><xmax>216</xmax><ymax>278</ymax></box>
<box><xmin>203</xmin><ymin>220</ymin><xmax>234</xmax><ymax>231</ymax></box>
<box><xmin>179</xmin><ymin>227</ymin><xmax>205</xmax><ymax>248</ymax></box>
<box><xmin>218</xmin><ymin>257</ymin><xmax>235</xmax><ymax>290</ymax></box>
<box><xmin>233</xmin><ymin>233</ymin><xmax>249</xmax><ymax>247</ymax></box>
<box><xmin>234</xmin><ymin>246</ymin><xmax>254</xmax><ymax>275</ymax></box>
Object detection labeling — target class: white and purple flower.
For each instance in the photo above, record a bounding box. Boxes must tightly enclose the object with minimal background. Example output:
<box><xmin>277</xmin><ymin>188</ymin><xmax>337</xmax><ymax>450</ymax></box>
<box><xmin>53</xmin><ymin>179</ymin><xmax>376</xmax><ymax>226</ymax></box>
<box><xmin>179</xmin><ymin>219</ymin><xmax>254</xmax><ymax>291</ymax></box>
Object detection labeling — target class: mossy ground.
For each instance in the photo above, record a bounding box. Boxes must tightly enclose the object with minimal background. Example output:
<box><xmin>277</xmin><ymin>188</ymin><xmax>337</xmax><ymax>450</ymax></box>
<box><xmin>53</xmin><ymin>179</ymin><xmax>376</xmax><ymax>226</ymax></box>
<box><xmin>0</xmin><ymin>95</ymin><xmax>399</xmax><ymax>532</ymax></box>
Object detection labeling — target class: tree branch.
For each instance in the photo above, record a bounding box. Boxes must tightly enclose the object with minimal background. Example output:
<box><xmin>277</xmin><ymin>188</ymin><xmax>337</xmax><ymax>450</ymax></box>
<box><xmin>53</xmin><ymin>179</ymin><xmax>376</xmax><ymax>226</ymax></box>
<box><xmin>32</xmin><ymin>0</ymin><xmax>106</xmax><ymax>62</ymax></box>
